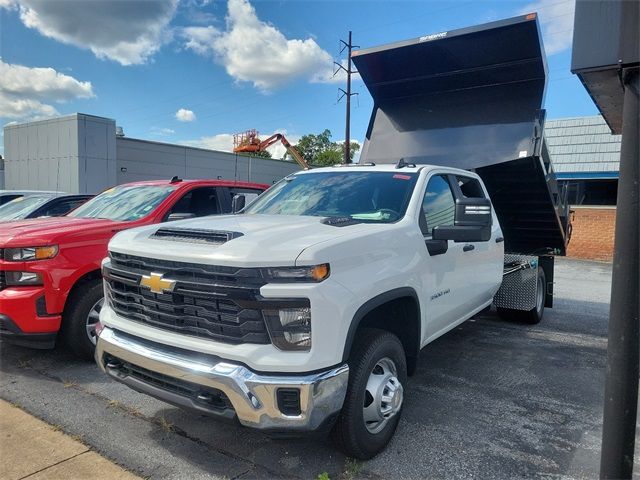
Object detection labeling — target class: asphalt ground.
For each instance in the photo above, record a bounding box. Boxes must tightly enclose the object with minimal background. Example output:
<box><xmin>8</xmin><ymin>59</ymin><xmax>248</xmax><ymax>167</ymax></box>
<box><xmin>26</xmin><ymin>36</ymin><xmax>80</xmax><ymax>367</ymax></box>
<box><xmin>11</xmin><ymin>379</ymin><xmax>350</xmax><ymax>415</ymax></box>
<box><xmin>0</xmin><ymin>258</ymin><xmax>632</xmax><ymax>479</ymax></box>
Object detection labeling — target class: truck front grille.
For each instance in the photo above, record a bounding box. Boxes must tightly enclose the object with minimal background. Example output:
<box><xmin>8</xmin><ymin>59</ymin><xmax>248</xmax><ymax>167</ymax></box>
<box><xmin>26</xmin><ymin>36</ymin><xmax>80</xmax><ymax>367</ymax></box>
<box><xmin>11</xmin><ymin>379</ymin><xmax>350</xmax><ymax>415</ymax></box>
<box><xmin>104</xmin><ymin>252</ymin><xmax>271</xmax><ymax>345</ymax></box>
<box><xmin>0</xmin><ymin>271</ymin><xmax>6</xmax><ymax>291</ymax></box>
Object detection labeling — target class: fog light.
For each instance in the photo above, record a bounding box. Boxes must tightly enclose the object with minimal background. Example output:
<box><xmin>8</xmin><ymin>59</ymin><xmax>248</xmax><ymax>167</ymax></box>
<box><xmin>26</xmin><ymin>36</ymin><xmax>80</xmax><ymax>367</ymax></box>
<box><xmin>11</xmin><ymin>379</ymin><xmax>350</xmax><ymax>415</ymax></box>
<box><xmin>5</xmin><ymin>271</ymin><xmax>43</xmax><ymax>286</ymax></box>
<box><xmin>264</xmin><ymin>306</ymin><xmax>311</xmax><ymax>351</ymax></box>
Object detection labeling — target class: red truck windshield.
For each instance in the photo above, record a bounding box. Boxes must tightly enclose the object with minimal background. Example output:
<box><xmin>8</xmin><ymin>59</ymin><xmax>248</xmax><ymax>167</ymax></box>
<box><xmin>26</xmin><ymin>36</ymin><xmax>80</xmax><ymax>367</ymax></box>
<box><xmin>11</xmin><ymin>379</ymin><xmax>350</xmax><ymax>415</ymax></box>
<box><xmin>68</xmin><ymin>185</ymin><xmax>176</xmax><ymax>221</ymax></box>
<box><xmin>244</xmin><ymin>171</ymin><xmax>418</xmax><ymax>223</ymax></box>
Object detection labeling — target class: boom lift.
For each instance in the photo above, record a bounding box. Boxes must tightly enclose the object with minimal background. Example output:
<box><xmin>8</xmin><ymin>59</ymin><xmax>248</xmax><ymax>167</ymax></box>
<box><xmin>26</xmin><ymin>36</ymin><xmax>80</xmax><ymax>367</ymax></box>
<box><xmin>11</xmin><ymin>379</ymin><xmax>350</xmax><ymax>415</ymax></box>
<box><xmin>233</xmin><ymin>130</ymin><xmax>310</xmax><ymax>170</ymax></box>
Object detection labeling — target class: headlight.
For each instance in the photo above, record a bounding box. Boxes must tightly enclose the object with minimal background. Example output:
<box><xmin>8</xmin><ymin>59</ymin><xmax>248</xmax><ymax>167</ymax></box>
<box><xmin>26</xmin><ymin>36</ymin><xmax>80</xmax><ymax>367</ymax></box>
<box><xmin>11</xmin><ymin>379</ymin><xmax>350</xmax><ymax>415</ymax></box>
<box><xmin>4</xmin><ymin>246</ymin><xmax>58</xmax><ymax>261</ymax></box>
<box><xmin>264</xmin><ymin>264</ymin><xmax>330</xmax><ymax>283</ymax></box>
<box><xmin>5</xmin><ymin>271</ymin><xmax>43</xmax><ymax>286</ymax></box>
<box><xmin>264</xmin><ymin>306</ymin><xmax>311</xmax><ymax>351</ymax></box>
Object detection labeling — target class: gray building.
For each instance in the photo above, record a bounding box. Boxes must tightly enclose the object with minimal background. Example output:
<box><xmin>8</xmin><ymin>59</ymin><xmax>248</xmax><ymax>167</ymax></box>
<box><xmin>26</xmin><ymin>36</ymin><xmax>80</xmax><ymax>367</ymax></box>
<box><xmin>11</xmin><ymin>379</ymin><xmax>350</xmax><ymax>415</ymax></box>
<box><xmin>3</xmin><ymin>113</ymin><xmax>299</xmax><ymax>193</ymax></box>
<box><xmin>545</xmin><ymin>115</ymin><xmax>621</xmax><ymax>205</ymax></box>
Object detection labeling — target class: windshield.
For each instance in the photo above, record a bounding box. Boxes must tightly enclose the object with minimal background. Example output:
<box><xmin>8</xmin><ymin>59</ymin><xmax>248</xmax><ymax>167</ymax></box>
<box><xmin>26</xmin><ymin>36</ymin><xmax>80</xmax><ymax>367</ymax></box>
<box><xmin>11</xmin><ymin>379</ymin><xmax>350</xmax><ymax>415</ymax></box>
<box><xmin>68</xmin><ymin>185</ymin><xmax>176</xmax><ymax>221</ymax></box>
<box><xmin>244</xmin><ymin>171</ymin><xmax>418</xmax><ymax>223</ymax></box>
<box><xmin>0</xmin><ymin>195</ymin><xmax>52</xmax><ymax>220</ymax></box>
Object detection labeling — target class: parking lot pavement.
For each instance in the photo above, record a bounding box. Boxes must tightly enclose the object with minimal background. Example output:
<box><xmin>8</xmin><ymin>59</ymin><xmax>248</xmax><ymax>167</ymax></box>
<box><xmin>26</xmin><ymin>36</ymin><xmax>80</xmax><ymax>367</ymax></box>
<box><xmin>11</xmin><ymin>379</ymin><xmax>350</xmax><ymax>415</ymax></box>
<box><xmin>0</xmin><ymin>258</ymin><xmax>630</xmax><ymax>479</ymax></box>
<box><xmin>0</xmin><ymin>399</ymin><xmax>139</xmax><ymax>480</ymax></box>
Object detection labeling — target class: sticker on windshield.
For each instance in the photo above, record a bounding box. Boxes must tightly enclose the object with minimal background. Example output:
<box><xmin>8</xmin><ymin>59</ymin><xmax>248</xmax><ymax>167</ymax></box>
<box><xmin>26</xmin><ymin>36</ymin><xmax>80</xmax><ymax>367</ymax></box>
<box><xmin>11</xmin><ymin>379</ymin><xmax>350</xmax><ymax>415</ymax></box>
<box><xmin>393</xmin><ymin>174</ymin><xmax>411</xmax><ymax>180</ymax></box>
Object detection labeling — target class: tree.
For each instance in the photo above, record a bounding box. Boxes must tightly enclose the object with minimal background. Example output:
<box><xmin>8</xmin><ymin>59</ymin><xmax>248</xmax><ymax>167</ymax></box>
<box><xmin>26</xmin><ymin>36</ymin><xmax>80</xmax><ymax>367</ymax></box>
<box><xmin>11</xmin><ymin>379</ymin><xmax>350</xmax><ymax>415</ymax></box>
<box><xmin>294</xmin><ymin>129</ymin><xmax>360</xmax><ymax>166</ymax></box>
<box><xmin>248</xmin><ymin>150</ymin><xmax>272</xmax><ymax>159</ymax></box>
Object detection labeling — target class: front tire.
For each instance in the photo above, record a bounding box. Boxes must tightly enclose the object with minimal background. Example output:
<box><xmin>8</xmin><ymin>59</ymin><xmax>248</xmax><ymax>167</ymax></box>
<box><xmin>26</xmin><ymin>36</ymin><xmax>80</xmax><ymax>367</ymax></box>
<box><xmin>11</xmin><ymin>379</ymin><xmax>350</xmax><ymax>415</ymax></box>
<box><xmin>331</xmin><ymin>328</ymin><xmax>407</xmax><ymax>459</ymax></box>
<box><xmin>61</xmin><ymin>278</ymin><xmax>104</xmax><ymax>360</ymax></box>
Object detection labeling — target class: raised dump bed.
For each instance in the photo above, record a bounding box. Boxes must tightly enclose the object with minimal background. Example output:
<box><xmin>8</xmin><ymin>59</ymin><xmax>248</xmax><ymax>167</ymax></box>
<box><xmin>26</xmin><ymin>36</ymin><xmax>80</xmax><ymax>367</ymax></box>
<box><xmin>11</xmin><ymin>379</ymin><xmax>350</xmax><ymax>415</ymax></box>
<box><xmin>351</xmin><ymin>14</ymin><xmax>570</xmax><ymax>255</ymax></box>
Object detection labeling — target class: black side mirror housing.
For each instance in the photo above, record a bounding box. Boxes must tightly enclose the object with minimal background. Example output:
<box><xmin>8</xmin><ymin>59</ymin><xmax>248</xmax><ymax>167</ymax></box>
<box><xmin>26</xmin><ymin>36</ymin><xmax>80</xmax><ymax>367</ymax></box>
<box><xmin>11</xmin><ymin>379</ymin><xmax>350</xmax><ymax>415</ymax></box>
<box><xmin>232</xmin><ymin>195</ymin><xmax>246</xmax><ymax>213</ymax></box>
<box><xmin>432</xmin><ymin>197</ymin><xmax>493</xmax><ymax>242</ymax></box>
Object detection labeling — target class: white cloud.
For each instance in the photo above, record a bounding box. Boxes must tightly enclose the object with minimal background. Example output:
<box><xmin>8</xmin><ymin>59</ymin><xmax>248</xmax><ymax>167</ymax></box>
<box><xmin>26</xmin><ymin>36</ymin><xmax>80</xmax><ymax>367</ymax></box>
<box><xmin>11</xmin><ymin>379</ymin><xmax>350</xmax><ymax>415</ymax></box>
<box><xmin>2</xmin><ymin>0</ymin><xmax>179</xmax><ymax>65</ymax></box>
<box><xmin>181</xmin><ymin>25</ymin><xmax>219</xmax><ymax>55</ymax></box>
<box><xmin>0</xmin><ymin>59</ymin><xmax>94</xmax><ymax>119</ymax></box>
<box><xmin>519</xmin><ymin>0</ymin><xmax>575</xmax><ymax>55</ymax></box>
<box><xmin>181</xmin><ymin>0</ymin><xmax>336</xmax><ymax>91</ymax></box>
<box><xmin>182</xmin><ymin>130</ymin><xmax>300</xmax><ymax>159</ymax></box>
<box><xmin>175</xmin><ymin>108</ymin><xmax>197</xmax><ymax>122</ymax></box>
<box><xmin>183</xmin><ymin>133</ymin><xmax>235</xmax><ymax>152</ymax></box>
<box><xmin>150</xmin><ymin>127</ymin><xmax>175</xmax><ymax>136</ymax></box>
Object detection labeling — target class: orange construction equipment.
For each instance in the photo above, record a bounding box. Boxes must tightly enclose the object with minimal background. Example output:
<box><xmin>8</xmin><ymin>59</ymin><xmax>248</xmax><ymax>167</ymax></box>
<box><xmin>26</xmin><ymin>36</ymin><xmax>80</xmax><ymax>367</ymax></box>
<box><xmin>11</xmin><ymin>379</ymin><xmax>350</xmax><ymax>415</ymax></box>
<box><xmin>233</xmin><ymin>130</ymin><xmax>310</xmax><ymax>170</ymax></box>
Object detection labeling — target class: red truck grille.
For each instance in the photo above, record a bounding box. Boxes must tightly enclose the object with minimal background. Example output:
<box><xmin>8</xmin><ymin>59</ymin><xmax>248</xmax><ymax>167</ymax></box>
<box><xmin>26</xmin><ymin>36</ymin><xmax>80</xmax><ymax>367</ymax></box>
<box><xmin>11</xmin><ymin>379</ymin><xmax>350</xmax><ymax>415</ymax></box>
<box><xmin>104</xmin><ymin>252</ymin><xmax>272</xmax><ymax>345</ymax></box>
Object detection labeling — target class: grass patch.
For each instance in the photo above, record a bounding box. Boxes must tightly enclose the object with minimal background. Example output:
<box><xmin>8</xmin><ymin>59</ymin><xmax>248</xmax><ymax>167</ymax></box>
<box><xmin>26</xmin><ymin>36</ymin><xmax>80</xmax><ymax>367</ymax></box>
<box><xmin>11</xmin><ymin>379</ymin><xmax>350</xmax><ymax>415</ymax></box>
<box><xmin>342</xmin><ymin>459</ymin><xmax>361</xmax><ymax>480</ymax></box>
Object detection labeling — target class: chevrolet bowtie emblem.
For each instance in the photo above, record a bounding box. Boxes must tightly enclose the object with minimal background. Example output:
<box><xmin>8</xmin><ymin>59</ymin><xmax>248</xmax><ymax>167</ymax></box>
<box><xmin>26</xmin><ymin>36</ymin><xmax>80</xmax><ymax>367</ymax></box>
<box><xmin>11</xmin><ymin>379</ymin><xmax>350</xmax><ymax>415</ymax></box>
<box><xmin>139</xmin><ymin>272</ymin><xmax>176</xmax><ymax>294</ymax></box>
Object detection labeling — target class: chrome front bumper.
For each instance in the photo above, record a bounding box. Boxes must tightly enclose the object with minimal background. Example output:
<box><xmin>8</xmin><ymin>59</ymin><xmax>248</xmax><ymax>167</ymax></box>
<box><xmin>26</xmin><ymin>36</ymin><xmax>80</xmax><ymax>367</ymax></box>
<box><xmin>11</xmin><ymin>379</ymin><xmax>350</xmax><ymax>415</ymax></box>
<box><xmin>95</xmin><ymin>327</ymin><xmax>349</xmax><ymax>431</ymax></box>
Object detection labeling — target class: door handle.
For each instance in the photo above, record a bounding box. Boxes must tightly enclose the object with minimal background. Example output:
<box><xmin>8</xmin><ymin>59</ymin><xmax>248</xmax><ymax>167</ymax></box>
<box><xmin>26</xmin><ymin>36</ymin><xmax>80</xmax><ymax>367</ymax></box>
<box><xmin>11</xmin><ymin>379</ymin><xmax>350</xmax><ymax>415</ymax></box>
<box><xmin>495</xmin><ymin>237</ymin><xmax>504</xmax><ymax>243</ymax></box>
<box><xmin>463</xmin><ymin>244</ymin><xmax>475</xmax><ymax>252</ymax></box>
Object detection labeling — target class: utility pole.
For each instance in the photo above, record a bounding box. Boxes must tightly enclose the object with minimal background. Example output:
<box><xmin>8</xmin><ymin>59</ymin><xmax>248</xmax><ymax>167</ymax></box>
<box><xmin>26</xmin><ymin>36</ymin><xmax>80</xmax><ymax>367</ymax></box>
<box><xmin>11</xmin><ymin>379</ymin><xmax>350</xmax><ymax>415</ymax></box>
<box><xmin>335</xmin><ymin>31</ymin><xmax>358</xmax><ymax>164</ymax></box>
<box><xmin>600</xmin><ymin>66</ymin><xmax>639</xmax><ymax>479</ymax></box>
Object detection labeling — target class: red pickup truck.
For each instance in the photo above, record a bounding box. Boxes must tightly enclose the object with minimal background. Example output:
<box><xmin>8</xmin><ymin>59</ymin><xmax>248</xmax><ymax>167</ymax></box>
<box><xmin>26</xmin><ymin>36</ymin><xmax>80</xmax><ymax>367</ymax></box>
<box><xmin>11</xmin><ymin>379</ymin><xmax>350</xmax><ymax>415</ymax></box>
<box><xmin>0</xmin><ymin>178</ymin><xmax>268</xmax><ymax>359</ymax></box>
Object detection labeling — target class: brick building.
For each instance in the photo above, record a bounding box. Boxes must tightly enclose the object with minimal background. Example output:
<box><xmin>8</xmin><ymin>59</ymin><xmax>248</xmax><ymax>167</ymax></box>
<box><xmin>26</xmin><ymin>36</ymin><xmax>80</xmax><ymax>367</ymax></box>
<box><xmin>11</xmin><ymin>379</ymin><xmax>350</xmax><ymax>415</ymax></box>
<box><xmin>545</xmin><ymin>115</ymin><xmax>621</xmax><ymax>261</ymax></box>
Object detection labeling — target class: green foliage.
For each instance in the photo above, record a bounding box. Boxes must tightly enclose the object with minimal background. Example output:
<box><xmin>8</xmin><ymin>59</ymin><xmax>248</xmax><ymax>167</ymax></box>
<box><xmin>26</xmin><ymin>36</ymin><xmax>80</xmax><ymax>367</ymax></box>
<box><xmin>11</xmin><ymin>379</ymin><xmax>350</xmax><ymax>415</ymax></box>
<box><xmin>249</xmin><ymin>150</ymin><xmax>272</xmax><ymax>159</ymax></box>
<box><xmin>295</xmin><ymin>129</ymin><xmax>360</xmax><ymax>166</ymax></box>
<box><xmin>343</xmin><ymin>459</ymin><xmax>362</xmax><ymax>480</ymax></box>
<box><xmin>316</xmin><ymin>472</ymin><xmax>330</xmax><ymax>480</ymax></box>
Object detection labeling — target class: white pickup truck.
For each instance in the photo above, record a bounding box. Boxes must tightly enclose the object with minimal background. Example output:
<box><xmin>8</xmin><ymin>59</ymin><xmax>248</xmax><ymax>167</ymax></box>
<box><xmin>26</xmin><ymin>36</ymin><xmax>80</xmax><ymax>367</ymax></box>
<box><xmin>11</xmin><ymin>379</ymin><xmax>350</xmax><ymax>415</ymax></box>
<box><xmin>96</xmin><ymin>164</ymin><xmax>548</xmax><ymax>458</ymax></box>
<box><xmin>96</xmin><ymin>14</ymin><xmax>572</xmax><ymax>459</ymax></box>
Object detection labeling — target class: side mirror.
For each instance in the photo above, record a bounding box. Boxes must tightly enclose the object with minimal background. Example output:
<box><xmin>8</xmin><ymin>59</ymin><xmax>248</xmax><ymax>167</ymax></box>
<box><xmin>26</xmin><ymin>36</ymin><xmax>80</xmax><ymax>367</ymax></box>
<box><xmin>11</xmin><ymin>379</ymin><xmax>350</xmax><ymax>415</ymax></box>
<box><xmin>232</xmin><ymin>195</ymin><xmax>246</xmax><ymax>213</ymax></box>
<box><xmin>166</xmin><ymin>212</ymin><xmax>196</xmax><ymax>222</ymax></box>
<box><xmin>432</xmin><ymin>197</ymin><xmax>492</xmax><ymax>242</ymax></box>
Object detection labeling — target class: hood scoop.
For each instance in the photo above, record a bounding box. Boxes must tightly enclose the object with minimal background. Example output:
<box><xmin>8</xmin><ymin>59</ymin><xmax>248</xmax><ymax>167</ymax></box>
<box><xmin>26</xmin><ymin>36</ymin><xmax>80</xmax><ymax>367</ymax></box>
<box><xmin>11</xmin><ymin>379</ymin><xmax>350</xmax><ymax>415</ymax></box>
<box><xmin>151</xmin><ymin>228</ymin><xmax>243</xmax><ymax>245</ymax></box>
<box><xmin>322</xmin><ymin>216</ymin><xmax>361</xmax><ymax>227</ymax></box>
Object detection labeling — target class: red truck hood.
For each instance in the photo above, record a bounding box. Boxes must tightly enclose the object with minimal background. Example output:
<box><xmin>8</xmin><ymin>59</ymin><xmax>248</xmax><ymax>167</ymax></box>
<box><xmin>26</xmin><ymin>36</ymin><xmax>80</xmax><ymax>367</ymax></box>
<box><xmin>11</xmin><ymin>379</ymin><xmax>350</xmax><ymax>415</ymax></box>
<box><xmin>0</xmin><ymin>216</ymin><xmax>126</xmax><ymax>246</ymax></box>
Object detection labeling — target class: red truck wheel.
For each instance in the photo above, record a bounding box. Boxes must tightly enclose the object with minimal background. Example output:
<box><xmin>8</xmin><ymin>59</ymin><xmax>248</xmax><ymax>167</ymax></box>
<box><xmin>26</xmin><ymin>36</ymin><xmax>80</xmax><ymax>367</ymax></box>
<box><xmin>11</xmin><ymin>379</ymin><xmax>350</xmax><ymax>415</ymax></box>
<box><xmin>61</xmin><ymin>279</ymin><xmax>104</xmax><ymax>360</ymax></box>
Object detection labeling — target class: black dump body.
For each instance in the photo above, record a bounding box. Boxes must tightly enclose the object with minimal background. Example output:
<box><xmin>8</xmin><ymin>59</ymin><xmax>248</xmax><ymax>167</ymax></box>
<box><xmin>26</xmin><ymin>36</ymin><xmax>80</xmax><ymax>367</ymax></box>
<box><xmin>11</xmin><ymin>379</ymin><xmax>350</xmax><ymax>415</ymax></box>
<box><xmin>352</xmin><ymin>14</ymin><xmax>570</xmax><ymax>255</ymax></box>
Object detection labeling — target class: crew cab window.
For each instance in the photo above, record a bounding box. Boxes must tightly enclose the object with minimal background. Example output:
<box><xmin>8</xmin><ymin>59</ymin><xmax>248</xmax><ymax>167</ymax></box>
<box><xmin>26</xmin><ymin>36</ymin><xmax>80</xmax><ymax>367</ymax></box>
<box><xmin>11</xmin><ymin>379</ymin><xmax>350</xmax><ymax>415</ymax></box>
<box><xmin>422</xmin><ymin>175</ymin><xmax>455</xmax><ymax>235</ymax></box>
<box><xmin>167</xmin><ymin>187</ymin><xmax>221</xmax><ymax>217</ymax></box>
<box><xmin>456</xmin><ymin>176</ymin><xmax>485</xmax><ymax>198</ymax></box>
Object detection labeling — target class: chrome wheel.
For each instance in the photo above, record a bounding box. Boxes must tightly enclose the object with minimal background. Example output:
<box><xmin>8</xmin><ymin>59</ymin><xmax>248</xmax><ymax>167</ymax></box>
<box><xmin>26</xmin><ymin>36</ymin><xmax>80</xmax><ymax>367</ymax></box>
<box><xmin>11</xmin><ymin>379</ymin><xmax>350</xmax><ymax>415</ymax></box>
<box><xmin>86</xmin><ymin>297</ymin><xmax>103</xmax><ymax>345</ymax></box>
<box><xmin>363</xmin><ymin>357</ymin><xmax>404</xmax><ymax>434</ymax></box>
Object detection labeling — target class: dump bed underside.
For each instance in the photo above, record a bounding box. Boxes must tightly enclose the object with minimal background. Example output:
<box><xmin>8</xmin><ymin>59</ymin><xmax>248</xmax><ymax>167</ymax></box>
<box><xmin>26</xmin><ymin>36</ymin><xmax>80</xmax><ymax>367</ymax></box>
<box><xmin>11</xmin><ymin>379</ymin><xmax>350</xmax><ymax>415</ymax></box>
<box><xmin>352</xmin><ymin>14</ymin><xmax>570</xmax><ymax>254</ymax></box>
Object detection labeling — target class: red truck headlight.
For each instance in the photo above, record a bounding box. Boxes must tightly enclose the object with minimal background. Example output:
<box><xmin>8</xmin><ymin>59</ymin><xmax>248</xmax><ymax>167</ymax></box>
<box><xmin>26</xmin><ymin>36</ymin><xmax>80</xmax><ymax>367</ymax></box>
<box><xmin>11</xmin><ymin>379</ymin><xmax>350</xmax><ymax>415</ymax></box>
<box><xmin>4</xmin><ymin>246</ymin><xmax>58</xmax><ymax>261</ymax></box>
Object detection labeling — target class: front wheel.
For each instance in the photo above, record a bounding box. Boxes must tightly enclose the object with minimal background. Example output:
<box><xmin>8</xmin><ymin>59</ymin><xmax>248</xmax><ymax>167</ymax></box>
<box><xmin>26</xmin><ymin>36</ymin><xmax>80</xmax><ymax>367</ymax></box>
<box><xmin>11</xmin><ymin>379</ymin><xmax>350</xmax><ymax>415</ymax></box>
<box><xmin>331</xmin><ymin>328</ymin><xmax>407</xmax><ymax>459</ymax></box>
<box><xmin>61</xmin><ymin>278</ymin><xmax>104</xmax><ymax>360</ymax></box>
<box><xmin>497</xmin><ymin>267</ymin><xmax>546</xmax><ymax>325</ymax></box>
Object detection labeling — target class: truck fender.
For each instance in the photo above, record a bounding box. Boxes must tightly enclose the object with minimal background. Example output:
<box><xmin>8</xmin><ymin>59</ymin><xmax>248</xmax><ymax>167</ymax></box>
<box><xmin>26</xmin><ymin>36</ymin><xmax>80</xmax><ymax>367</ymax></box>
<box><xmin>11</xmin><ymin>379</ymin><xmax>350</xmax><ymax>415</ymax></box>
<box><xmin>341</xmin><ymin>287</ymin><xmax>421</xmax><ymax>372</ymax></box>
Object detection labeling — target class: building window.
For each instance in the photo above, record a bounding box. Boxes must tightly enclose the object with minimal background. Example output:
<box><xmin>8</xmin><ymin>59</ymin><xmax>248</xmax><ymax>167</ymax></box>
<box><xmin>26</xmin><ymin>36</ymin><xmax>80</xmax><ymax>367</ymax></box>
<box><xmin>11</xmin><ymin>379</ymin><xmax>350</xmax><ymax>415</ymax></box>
<box><xmin>560</xmin><ymin>179</ymin><xmax>618</xmax><ymax>206</ymax></box>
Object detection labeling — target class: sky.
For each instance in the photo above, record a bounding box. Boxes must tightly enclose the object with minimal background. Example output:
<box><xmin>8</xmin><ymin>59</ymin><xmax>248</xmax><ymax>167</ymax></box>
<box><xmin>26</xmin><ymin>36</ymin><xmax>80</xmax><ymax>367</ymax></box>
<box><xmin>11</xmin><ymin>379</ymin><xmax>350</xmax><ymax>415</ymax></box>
<box><xmin>0</xmin><ymin>0</ymin><xmax>598</xmax><ymax>158</ymax></box>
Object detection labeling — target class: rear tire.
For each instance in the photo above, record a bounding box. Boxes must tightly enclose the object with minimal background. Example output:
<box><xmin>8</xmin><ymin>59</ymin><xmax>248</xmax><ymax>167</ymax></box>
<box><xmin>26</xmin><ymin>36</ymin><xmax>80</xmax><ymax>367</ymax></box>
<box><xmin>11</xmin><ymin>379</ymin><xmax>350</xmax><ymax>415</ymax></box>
<box><xmin>497</xmin><ymin>268</ymin><xmax>546</xmax><ymax>325</ymax></box>
<box><xmin>61</xmin><ymin>278</ymin><xmax>104</xmax><ymax>360</ymax></box>
<box><xmin>331</xmin><ymin>328</ymin><xmax>407</xmax><ymax>459</ymax></box>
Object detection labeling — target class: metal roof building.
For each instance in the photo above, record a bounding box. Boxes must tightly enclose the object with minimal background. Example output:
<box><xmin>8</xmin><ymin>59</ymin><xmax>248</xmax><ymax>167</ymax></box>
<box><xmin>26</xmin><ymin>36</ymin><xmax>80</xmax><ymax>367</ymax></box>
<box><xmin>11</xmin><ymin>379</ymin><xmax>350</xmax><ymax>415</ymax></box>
<box><xmin>545</xmin><ymin>115</ymin><xmax>621</xmax><ymax>205</ymax></box>
<box><xmin>2</xmin><ymin>113</ymin><xmax>299</xmax><ymax>193</ymax></box>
